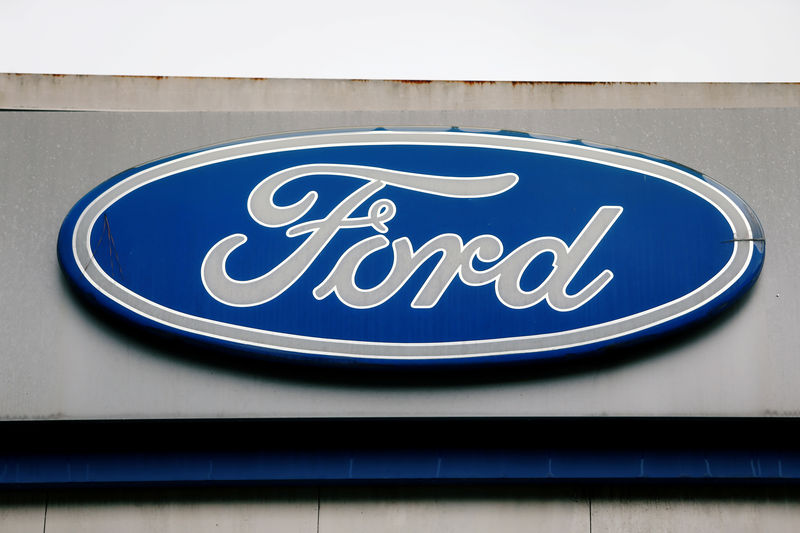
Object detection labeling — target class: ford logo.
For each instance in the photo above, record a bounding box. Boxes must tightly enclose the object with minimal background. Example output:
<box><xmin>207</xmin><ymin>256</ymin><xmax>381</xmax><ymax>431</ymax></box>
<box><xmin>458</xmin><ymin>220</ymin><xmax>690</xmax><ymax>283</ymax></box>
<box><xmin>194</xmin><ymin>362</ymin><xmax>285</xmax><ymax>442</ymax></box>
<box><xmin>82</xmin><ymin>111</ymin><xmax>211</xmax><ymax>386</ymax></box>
<box><xmin>58</xmin><ymin>128</ymin><xmax>764</xmax><ymax>366</ymax></box>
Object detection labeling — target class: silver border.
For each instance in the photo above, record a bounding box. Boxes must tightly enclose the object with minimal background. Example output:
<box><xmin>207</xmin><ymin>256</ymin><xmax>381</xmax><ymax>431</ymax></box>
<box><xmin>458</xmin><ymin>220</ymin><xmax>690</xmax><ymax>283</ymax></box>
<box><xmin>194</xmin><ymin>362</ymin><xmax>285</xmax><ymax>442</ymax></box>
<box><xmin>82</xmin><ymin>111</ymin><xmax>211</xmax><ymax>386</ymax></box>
<box><xmin>72</xmin><ymin>131</ymin><xmax>754</xmax><ymax>360</ymax></box>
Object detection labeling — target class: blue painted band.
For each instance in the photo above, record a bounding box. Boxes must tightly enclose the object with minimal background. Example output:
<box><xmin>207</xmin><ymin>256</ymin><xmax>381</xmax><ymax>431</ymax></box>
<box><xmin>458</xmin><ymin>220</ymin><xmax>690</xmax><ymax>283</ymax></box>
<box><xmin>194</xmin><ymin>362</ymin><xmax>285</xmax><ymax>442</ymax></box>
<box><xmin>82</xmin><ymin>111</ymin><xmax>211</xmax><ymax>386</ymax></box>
<box><xmin>2</xmin><ymin>419</ymin><xmax>797</xmax><ymax>486</ymax></box>
<box><xmin>4</xmin><ymin>450</ymin><xmax>799</xmax><ymax>486</ymax></box>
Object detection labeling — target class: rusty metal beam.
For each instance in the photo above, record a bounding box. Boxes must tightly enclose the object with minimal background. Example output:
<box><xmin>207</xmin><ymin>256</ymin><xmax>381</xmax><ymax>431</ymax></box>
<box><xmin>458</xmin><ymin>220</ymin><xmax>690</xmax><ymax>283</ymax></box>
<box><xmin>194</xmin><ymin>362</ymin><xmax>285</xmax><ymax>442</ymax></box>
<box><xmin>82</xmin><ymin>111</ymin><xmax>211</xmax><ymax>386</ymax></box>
<box><xmin>2</xmin><ymin>73</ymin><xmax>799</xmax><ymax>112</ymax></box>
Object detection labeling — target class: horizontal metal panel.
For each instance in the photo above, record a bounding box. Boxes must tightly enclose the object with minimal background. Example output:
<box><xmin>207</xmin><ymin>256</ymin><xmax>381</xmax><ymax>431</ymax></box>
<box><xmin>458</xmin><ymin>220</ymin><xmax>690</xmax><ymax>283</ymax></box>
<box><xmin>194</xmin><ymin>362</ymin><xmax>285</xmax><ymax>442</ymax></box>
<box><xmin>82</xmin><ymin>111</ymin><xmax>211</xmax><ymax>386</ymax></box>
<box><xmin>0</xmin><ymin>79</ymin><xmax>798</xmax><ymax>419</ymax></box>
<box><xmin>2</xmin><ymin>419</ymin><xmax>800</xmax><ymax>485</ymax></box>
<box><xmin>1</xmin><ymin>74</ymin><xmax>799</xmax><ymax>111</ymax></box>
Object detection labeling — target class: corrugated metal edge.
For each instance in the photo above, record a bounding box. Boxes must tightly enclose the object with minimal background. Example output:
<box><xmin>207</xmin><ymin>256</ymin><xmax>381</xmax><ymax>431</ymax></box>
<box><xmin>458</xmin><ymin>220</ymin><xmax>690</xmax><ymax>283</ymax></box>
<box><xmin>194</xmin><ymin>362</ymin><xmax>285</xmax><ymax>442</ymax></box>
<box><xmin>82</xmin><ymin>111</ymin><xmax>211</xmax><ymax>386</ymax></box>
<box><xmin>1</xmin><ymin>73</ymin><xmax>799</xmax><ymax>111</ymax></box>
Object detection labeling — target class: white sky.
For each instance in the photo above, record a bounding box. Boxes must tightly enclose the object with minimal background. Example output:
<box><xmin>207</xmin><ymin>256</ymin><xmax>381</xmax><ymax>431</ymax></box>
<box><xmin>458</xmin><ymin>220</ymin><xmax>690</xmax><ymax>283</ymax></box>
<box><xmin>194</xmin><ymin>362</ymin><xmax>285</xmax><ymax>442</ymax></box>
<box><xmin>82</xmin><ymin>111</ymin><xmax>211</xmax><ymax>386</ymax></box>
<box><xmin>2</xmin><ymin>0</ymin><xmax>799</xmax><ymax>81</ymax></box>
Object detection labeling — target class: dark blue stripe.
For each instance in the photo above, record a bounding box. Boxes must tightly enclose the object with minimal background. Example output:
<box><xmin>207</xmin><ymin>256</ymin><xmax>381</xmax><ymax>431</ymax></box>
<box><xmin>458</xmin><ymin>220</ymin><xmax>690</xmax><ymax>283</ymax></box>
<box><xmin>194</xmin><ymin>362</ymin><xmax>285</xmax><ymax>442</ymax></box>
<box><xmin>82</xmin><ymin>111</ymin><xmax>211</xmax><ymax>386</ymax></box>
<box><xmin>3</xmin><ymin>418</ymin><xmax>799</xmax><ymax>486</ymax></box>
<box><xmin>4</xmin><ymin>450</ymin><xmax>800</xmax><ymax>486</ymax></box>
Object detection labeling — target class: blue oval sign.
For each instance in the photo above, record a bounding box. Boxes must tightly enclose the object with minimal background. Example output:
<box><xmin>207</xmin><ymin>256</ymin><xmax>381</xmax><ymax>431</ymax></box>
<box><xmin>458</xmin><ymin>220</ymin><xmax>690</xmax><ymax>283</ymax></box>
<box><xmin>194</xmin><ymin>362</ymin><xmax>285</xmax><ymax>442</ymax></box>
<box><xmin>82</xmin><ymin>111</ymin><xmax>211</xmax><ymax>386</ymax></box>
<box><xmin>58</xmin><ymin>128</ymin><xmax>764</xmax><ymax>366</ymax></box>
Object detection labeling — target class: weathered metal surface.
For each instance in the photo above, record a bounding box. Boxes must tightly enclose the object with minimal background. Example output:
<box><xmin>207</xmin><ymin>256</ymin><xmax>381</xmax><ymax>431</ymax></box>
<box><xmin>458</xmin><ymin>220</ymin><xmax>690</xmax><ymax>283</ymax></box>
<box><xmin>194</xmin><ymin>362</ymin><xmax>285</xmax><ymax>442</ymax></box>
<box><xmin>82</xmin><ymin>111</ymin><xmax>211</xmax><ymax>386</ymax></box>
<box><xmin>1</xmin><ymin>74</ymin><xmax>799</xmax><ymax>111</ymax></box>
<box><xmin>44</xmin><ymin>487</ymin><xmax>318</xmax><ymax>533</ymax></box>
<box><xmin>0</xmin><ymin>76</ymin><xmax>797</xmax><ymax>418</ymax></box>
<box><xmin>6</xmin><ymin>485</ymin><xmax>800</xmax><ymax>532</ymax></box>
<box><xmin>0</xmin><ymin>491</ymin><xmax>45</xmax><ymax>533</ymax></box>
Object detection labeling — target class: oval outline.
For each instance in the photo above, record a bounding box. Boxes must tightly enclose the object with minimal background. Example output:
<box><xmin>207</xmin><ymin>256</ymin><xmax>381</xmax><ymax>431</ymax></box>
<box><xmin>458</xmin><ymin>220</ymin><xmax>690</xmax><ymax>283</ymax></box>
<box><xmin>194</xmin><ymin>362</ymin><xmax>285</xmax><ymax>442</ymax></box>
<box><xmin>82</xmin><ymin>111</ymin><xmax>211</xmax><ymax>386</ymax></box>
<box><xmin>60</xmin><ymin>128</ymin><xmax>763</xmax><ymax>364</ymax></box>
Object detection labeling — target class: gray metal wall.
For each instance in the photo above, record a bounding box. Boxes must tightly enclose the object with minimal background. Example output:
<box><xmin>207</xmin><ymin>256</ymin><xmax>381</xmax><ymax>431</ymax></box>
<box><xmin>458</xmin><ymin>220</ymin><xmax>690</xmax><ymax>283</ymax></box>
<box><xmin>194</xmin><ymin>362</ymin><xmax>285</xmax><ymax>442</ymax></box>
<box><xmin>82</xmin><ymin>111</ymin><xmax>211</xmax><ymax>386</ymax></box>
<box><xmin>1</xmin><ymin>75</ymin><xmax>799</xmax><ymax>419</ymax></box>
<box><xmin>4</xmin><ymin>486</ymin><xmax>800</xmax><ymax>532</ymax></box>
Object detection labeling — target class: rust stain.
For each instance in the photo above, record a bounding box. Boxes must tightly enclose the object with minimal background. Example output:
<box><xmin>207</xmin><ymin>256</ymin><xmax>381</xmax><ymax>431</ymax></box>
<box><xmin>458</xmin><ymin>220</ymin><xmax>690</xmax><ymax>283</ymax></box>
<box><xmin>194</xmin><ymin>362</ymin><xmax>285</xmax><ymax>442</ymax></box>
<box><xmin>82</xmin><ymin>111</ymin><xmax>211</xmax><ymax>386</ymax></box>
<box><xmin>393</xmin><ymin>79</ymin><xmax>435</xmax><ymax>85</ymax></box>
<box><xmin>384</xmin><ymin>79</ymin><xmax>667</xmax><ymax>88</ymax></box>
<box><xmin>13</xmin><ymin>74</ymin><xmax>797</xmax><ymax>91</ymax></box>
<box><xmin>109</xmin><ymin>74</ymin><xmax>276</xmax><ymax>82</ymax></box>
<box><xmin>388</xmin><ymin>79</ymin><xmax>497</xmax><ymax>86</ymax></box>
